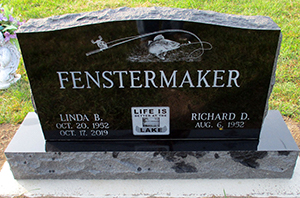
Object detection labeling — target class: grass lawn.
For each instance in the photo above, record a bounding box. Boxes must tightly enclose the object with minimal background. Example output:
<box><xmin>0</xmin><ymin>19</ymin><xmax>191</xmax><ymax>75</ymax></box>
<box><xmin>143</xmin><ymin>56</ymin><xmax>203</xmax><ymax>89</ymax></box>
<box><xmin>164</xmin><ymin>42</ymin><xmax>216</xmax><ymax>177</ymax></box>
<box><xmin>0</xmin><ymin>0</ymin><xmax>299</xmax><ymax>124</ymax></box>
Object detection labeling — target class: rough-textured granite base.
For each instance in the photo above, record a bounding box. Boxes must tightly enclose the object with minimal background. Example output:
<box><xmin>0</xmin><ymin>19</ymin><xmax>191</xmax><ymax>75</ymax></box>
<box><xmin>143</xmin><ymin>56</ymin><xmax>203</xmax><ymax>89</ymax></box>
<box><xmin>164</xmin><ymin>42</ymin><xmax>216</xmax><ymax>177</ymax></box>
<box><xmin>5</xmin><ymin>111</ymin><xmax>299</xmax><ymax>179</ymax></box>
<box><xmin>5</xmin><ymin>151</ymin><xmax>299</xmax><ymax>179</ymax></box>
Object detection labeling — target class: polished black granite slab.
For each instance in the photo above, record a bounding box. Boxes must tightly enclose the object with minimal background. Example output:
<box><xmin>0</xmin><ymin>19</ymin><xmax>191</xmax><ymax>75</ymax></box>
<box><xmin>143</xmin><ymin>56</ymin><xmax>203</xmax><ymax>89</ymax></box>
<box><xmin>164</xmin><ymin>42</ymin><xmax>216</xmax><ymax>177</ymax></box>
<box><xmin>17</xmin><ymin>8</ymin><xmax>281</xmax><ymax>141</ymax></box>
<box><xmin>46</xmin><ymin>140</ymin><xmax>259</xmax><ymax>152</ymax></box>
<box><xmin>5</xmin><ymin>110</ymin><xmax>299</xmax><ymax>179</ymax></box>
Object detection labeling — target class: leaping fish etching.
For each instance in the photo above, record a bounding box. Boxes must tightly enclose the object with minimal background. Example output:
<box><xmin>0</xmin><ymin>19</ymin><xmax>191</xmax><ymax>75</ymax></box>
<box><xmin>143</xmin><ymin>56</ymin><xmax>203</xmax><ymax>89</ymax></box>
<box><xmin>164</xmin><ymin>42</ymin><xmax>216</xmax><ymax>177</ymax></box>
<box><xmin>148</xmin><ymin>34</ymin><xmax>181</xmax><ymax>60</ymax></box>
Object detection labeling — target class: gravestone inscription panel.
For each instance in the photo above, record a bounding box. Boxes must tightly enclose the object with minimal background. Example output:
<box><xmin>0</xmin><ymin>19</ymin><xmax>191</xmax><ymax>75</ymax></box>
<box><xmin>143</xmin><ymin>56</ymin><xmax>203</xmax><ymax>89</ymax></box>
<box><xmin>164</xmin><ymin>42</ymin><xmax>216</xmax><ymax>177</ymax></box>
<box><xmin>17</xmin><ymin>8</ymin><xmax>281</xmax><ymax>147</ymax></box>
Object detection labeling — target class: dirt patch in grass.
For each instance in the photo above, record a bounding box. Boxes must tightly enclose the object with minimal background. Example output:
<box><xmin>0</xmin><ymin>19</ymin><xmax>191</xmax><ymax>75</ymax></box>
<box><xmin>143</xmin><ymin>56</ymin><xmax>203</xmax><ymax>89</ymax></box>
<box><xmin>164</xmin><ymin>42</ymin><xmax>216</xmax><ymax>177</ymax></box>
<box><xmin>283</xmin><ymin>116</ymin><xmax>300</xmax><ymax>149</ymax></box>
<box><xmin>0</xmin><ymin>124</ymin><xmax>20</xmax><ymax>169</ymax></box>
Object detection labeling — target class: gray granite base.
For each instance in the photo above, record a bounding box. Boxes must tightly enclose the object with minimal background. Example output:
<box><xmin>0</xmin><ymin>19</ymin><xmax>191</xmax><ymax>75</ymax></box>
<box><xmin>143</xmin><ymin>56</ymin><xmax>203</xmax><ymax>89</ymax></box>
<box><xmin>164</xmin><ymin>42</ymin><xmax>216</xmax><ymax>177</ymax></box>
<box><xmin>5</xmin><ymin>110</ymin><xmax>299</xmax><ymax>179</ymax></box>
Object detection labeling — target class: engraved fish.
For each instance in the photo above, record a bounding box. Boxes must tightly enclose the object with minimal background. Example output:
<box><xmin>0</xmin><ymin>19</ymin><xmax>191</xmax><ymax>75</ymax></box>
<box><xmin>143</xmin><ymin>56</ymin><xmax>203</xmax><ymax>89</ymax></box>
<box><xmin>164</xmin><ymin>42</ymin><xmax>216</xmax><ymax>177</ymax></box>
<box><xmin>148</xmin><ymin>34</ymin><xmax>180</xmax><ymax>60</ymax></box>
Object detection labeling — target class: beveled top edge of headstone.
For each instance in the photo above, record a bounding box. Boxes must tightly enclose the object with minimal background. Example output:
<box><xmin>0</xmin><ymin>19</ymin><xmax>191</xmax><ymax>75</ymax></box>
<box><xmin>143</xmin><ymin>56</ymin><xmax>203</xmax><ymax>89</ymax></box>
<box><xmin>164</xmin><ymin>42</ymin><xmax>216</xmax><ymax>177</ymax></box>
<box><xmin>17</xmin><ymin>7</ymin><xmax>280</xmax><ymax>33</ymax></box>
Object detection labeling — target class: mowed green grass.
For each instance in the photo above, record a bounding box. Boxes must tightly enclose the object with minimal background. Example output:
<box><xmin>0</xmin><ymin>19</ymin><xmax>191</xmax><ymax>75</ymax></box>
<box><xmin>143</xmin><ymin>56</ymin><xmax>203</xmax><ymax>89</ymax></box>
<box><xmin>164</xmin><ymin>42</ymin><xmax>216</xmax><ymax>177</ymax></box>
<box><xmin>0</xmin><ymin>0</ymin><xmax>299</xmax><ymax>124</ymax></box>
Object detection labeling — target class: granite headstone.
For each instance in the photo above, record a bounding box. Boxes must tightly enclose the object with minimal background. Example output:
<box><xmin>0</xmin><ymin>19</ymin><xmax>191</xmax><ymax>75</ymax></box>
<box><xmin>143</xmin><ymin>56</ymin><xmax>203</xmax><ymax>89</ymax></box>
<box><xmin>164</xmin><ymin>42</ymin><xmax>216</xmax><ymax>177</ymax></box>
<box><xmin>5</xmin><ymin>8</ymin><xmax>299</xmax><ymax>179</ymax></box>
<box><xmin>17</xmin><ymin>7</ymin><xmax>281</xmax><ymax>150</ymax></box>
